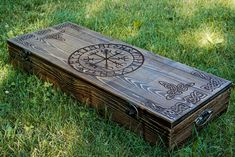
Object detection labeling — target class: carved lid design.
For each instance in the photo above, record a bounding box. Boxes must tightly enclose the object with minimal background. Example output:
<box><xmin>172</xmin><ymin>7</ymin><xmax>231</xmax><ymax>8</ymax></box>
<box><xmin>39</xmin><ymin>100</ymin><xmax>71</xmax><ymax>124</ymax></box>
<box><xmin>8</xmin><ymin>22</ymin><xmax>232</xmax><ymax>127</ymax></box>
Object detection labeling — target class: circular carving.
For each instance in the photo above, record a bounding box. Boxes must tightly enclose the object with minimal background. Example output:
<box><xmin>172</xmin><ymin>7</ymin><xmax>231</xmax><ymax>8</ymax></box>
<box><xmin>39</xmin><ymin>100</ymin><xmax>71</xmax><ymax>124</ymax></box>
<box><xmin>68</xmin><ymin>43</ymin><xmax>144</xmax><ymax>77</ymax></box>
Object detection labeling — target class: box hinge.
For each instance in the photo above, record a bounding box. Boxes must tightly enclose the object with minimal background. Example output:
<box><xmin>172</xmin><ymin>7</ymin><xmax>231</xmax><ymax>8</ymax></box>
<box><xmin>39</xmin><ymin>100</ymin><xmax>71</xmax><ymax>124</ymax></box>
<box><xmin>195</xmin><ymin>109</ymin><xmax>213</xmax><ymax>127</ymax></box>
<box><xmin>126</xmin><ymin>102</ymin><xmax>139</xmax><ymax>119</ymax></box>
<box><xmin>20</xmin><ymin>49</ymin><xmax>32</xmax><ymax>62</ymax></box>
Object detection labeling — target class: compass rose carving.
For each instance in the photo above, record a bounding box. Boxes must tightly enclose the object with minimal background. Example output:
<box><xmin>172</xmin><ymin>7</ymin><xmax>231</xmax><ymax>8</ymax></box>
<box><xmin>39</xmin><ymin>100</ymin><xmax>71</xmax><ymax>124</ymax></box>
<box><xmin>68</xmin><ymin>44</ymin><xmax>144</xmax><ymax>77</ymax></box>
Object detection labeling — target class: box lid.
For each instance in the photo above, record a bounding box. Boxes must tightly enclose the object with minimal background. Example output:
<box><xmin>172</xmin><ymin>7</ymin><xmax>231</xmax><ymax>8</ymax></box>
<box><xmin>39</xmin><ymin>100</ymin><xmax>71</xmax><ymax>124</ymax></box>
<box><xmin>7</xmin><ymin>22</ymin><xmax>232</xmax><ymax>128</ymax></box>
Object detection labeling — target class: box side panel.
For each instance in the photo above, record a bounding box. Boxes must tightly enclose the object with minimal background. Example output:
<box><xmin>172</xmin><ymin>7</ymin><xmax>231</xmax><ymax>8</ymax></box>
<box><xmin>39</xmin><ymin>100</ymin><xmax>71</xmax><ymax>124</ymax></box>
<box><xmin>169</xmin><ymin>88</ymin><xmax>231</xmax><ymax>148</ymax></box>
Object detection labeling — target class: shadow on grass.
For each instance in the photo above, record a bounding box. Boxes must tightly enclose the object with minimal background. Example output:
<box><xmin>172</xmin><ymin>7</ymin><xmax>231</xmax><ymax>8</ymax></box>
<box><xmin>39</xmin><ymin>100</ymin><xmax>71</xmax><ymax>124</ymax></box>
<box><xmin>0</xmin><ymin>65</ymin><xmax>166</xmax><ymax>156</ymax></box>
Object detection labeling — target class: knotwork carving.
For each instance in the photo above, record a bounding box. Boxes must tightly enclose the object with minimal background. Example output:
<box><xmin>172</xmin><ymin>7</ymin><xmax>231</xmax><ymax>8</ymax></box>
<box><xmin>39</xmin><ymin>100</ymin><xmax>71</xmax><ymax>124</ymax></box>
<box><xmin>159</xmin><ymin>81</ymin><xmax>195</xmax><ymax>100</ymax></box>
<box><xmin>191</xmin><ymin>70</ymin><xmax>226</xmax><ymax>92</ymax></box>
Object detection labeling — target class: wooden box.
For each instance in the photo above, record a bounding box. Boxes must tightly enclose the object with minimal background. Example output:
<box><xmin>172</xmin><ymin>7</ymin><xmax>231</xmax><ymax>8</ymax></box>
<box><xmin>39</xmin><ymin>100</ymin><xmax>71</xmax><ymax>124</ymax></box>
<box><xmin>7</xmin><ymin>22</ymin><xmax>232</xmax><ymax>149</ymax></box>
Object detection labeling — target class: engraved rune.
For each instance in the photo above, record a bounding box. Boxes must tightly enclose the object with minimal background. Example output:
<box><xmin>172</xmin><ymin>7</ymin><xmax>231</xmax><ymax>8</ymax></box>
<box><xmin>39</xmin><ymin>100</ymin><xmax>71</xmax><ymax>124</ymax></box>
<box><xmin>68</xmin><ymin>44</ymin><xmax>144</xmax><ymax>77</ymax></box>
<box><xmin>82</xmin><ymin>49</ymin><xmax>127</xmax><ymax>69</ymax></box>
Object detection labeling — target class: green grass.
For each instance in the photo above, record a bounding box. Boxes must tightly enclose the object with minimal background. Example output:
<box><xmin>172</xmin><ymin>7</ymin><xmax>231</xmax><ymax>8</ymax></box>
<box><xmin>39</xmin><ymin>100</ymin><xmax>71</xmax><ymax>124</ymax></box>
<box><xmin>0</xmin><ymin>0</ymin><xmax>235</xmax><ymax>156</ymax></box>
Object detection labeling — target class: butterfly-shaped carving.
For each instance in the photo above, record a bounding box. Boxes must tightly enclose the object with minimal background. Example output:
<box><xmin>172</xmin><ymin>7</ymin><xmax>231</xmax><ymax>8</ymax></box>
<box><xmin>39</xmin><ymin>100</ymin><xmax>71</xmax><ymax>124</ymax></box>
<box><xmin>159</xmin><ymin>81</ymin><xmax>195</xmax><ymax>100</ymax></box>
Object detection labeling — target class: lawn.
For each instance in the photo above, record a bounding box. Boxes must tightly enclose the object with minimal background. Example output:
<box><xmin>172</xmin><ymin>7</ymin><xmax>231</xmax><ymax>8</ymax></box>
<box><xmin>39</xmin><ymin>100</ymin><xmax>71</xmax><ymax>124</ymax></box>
<box><xmin>0</xmin><ymin>0</ymin><xmax>235</xmax><ymax>156</ymax></box>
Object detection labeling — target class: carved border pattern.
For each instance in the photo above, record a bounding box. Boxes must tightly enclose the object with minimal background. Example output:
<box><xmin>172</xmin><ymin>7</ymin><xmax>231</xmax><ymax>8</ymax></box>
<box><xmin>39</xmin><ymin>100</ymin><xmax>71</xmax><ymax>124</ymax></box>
<box><xmin>13</xmin><ymin>23</ymin><xmax>90</xmax><ymax>50</ymax></box>
<box><xmin>35</xmin><ymin>29</ymin><xmax>53</xmax><ymax>35</ymax></box>
<box><xmin>162</xmin><ymin>102</ymin><xmax>190</xmax><ymax>120</ymax></box>
<box><xmin>18</xmin><ymin>34</ymin><xmax>35</xmax><ymax>40</ymax></box>
<box><xmin>120</xmin><ymin>76</ymin><xmax>208</xmax><ymax>120</ymax></box>
<box><xmin>41</xmin><ymin>30</ymin><xmax>65</xmax><ymax>41</ymax></box>
<box><xmin>53</xmin><ymin>23</ymin><xmax>80</xmax><ymax>32</ymax></box>
<box><xmin>13</xmin><ymin>34</ymin><xmax>45</xmax><ymax>52</ymax></box>
<box><xmin>144</xmin><ymin>100</ymin><xmax>166</xmax><ymax>113</ymax></box>
<box><xmin>162</xmin><ymin>90</ymin><xmax>207</xmax><ymax>119</ymax></box>
<box><xmin>191</xmin><ymin>70</ymin><xmax>226</xmax><ymax>92</ymax></box>
<box><xmin>183</xmin><ymin>90</ymin><xmax>207</xmax><ymax>104</ymax></box>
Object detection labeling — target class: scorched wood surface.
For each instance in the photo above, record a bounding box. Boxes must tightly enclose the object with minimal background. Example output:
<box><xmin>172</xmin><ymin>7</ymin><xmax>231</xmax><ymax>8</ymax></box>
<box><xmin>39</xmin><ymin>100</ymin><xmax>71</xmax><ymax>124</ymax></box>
<box><xmin>7</xmin><ymin>22</ymin><xmax>232</xmax><ymax>148</ymax></box>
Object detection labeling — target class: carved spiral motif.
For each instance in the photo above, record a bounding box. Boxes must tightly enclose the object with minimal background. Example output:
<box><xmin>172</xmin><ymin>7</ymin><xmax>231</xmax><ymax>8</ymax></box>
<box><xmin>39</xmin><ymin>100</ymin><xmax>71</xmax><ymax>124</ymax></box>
<box><xmin>68</xmin><ymin>44</ymin><xmax>144</xmax><ymax>77</ymax></box>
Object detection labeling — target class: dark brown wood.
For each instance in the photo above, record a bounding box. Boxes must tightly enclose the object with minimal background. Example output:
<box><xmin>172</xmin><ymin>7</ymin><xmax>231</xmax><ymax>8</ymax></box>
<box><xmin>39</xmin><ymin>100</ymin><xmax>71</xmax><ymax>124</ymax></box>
<box><xmin>7</xmin><ymin>22</ymin><xmax>232</xmax><ymax>149</ymax></box>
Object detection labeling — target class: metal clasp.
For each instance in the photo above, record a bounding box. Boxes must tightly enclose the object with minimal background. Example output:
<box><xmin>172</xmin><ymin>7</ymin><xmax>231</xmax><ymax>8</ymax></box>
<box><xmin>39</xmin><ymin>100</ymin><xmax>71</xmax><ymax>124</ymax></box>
<box><xmin>126</xmin><ymin>102</ymin><xmax>139</xmax><ymax>119</ymax></box>
<box><xmin>195</xmin><ymin>109</ymin><xmax>213</xmax><ymax>127</ymax></box>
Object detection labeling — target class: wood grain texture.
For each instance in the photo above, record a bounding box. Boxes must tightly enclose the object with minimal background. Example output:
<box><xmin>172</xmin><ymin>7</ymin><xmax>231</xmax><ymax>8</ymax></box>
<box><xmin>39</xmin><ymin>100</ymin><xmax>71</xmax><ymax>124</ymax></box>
<box><xmin>7</xmin><ymin>22</ymin><xmax>232</xmax><ymax>148</ymax></box>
